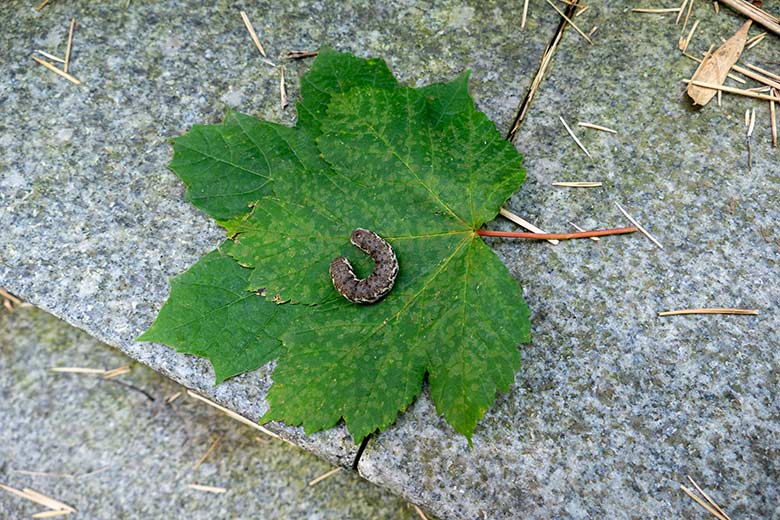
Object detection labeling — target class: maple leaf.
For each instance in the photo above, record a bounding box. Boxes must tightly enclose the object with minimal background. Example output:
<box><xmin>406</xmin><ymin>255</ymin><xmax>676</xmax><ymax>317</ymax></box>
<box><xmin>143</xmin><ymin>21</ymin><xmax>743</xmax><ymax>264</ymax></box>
<box><xmin>140</xmin><ymin>48</ymin><xmax>530</xmax><ymax>443</ymax></box>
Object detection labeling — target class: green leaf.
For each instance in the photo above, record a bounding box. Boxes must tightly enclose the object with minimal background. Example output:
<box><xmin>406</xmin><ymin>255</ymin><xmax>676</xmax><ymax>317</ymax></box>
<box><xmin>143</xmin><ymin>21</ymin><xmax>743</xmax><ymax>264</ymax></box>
<box><xmin>297</xmin><ymin>47</ymin><xmax>398</xmax><ymax>135</ymax></box>
<box><xmin>137</xmin><ymin>244</ymin><xmax>291</xmax><ymax>384</ymax></box>
<box><xmin>266</xmin><ymin>236</ymin><xmax>529</xmax><ymax>442</ymax></box>
<box><xmin>143</xmin><ymin>48</ymin><xmax>531</xmax><ymax>442</ymax></box>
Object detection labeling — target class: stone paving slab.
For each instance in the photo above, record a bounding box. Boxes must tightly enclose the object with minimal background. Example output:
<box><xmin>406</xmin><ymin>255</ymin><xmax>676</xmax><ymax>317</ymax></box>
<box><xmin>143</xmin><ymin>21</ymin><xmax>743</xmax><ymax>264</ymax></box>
<box><xmin>0</xmin><ymin>305</ymin><xmax>429</xmax><ymax>519</ymax></box>
<box><xmin>357</xmin><ymin>4</ymin><xmax>780</xmax><ymax>519</ymax></box>
<box><xmin>0</xmin><ymin>0</ymin><xmax>559</xmax><ymax>509</ymax></box>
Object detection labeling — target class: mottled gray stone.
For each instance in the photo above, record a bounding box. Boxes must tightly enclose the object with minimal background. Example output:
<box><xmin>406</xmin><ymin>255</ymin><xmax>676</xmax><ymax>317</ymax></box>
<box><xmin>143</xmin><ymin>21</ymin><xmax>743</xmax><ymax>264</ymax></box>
<box><xmin>0</xmin><ymin>0</ymin><xmax>558</xmax><ymax>474</ymax></box>
<box><xmin>358</xmin><ymin>4</ymin><xmax>780</xmax><ymax>520</ymax></box>
<box><xmin>0</xmin><ymin>305</ymin><xmax>429</xmax><ymax>519</ymax></box>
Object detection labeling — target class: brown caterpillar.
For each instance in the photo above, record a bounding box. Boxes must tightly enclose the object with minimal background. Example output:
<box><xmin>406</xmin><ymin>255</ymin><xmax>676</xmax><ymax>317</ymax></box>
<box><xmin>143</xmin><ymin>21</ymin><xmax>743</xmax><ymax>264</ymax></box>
<box><xmin>329</xmin><ymin>228</ymin><xmax>399</xmax><ymax>304</ymax></box>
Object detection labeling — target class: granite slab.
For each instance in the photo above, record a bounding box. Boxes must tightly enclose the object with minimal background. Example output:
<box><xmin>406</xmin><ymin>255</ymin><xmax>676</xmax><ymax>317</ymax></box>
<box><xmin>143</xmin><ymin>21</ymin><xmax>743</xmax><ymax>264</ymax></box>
<box><xmin>0</xmin><ymin>305</ymin><xmax>430</xmax><ymax>519</ymax></box>
<box><xmin>357</xmin><ymin>4</ymin><xmax>780</xmax><ymax>519</ymax></box>
<box><xmin>0</xmin><ymin>0</ymin><xmax>559</xmax><ymax>506</ymax></box>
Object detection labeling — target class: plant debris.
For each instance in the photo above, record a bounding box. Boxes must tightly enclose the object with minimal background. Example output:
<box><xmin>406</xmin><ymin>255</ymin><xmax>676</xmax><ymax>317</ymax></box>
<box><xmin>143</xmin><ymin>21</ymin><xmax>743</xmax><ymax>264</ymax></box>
<box><xmin>680</xmin><ymin>475</ymin><xmax>733</xmax><ymax>520</ymax></box>
<box><xmin>239</xmin><ymin>11</ymin><xmax>275</xmax><ymax>66</ymax></box>
<box><xmin>544</xmin><ymin>0</ymin><xmax>593</xmax><ymax>44</ymax></box>
<box><xmin>559</xmin><ymin>115</ymin><xmax>591</xmax><ymax>157</ymax></box>
<box><xmin>614</xmin><ymin>202</ymin><xmax>663</xmax><ymax>249</ymax></box>
<box><xmin>659</xmin><ymin>308</ymin><xmax>758</xmax><ymax>316</ymax></box>
<box><xmin>499</xmin><ymin>207</ymin><xmax>559</xmax><ymax>245</ymax></box>
<box><xmin>687</xmin><ymin>20</ymin><xmax>751</xmax><ymax>106</ymax></box>
<box><xmin>307</xmin><ymin>467</ymin><xmax>341</xmax><ymax>487</ymax></box>
<box><xmin>718</xmin><ymin>0</ymin><xmax>780</xmax><ymax>36</ymax></box>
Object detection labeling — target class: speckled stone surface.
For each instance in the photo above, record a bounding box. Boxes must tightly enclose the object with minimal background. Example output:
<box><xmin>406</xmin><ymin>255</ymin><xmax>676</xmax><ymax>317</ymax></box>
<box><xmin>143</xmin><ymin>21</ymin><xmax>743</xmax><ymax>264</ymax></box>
<box><xmin>0</xmin><ymin>0</ymin><xmax>558</xmax><ymax>473</ymax></box>
<box><xmin>358</xmin><ymin>4</ymin><xmax>780</xmax><ymax>520</ymax></box>
<box><xmin>0</xmin><ymin>305</ymin><xmax>430</xmax><ymax>519</ymax></box>
<box><xmin>4</xmin><ymin>0</ymin><xmax>780</xmax><ymax>518</ymax></box>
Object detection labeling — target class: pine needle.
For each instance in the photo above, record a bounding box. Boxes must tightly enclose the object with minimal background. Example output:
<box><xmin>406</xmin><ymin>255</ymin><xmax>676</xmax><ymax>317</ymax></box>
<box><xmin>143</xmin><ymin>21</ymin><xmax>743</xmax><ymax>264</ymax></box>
<box><xmin>239</xmin><ymin>11</ymin><xmax>275</xmax><ymax>66</ymax></box>
<box><xmin>659</xmin><ymin>308</ymin><xmax>758</xmax><ymax>316</ymax></box>
<box><xmin>570</xmin><ymin>221</ymin><xmax>600</xmax><ymax>241</ymax></box>
<box><xmin>32</xmin><ymin>511</ymin><xmax>73</xmax><ymax>518</ymax></box>
<box><xmin>684</xmin><ymin>80</ymin><xmax>780</xmax><ymax>102</ymax></box>
<box><xmin>632</xmin><ymin>8</ymin><xmax>681</xmax><ymax>13</ymax></box>
<box><xmin>64</xmin><ymin>17</ymin><xmax>75</xmax><ymax>73</ymax></box>
<box><xmin>193</xmin><ymin>434</ymin><xmax>223</xmax><ymax>470</ymax></box>
<box><xmin>676</xmin><ymin>0</ymin><xmax>689</xmax><ymax>25</ymax></box>
<box><xmin>499</xmin><ymin>207</ymin><xmax>559</xmax><ymax>245</ymax></box>
<box><xmin>559</xmin><ymin>116</ymin><xmax>591</xmax><ymax>158</ymax></box>
<box><xmin>32</xmin><ymin>57</ymin><xmax>81</xmax><ymax>85</ymax></box>
<box><xmin>687</xmin><ymin>476</ymin><xmax>733</xmax><ymax>520</ymax></box>
<box><xmin>577</xmin><ymin>121</ymin><xmax>617</xmax><ymax>133</ymax></box>
<box><xmin>680</xmin><ymin>485</ymin><xmax>728</xmax><ymax>520</ymax></box>
<box><xmin>165</xmin><ymin>391</ymin><xmax>182</xmax><ymax>404</ymax></box>
<box><xmin>308</xmin><ymin>467</ymin><xmax>341</xmax><ymax>487</ymax></box>
<box><xmin>35</xmin><ymin>50</ymin><xmax>65</xmax><ymax>64</ymax></box>
<box><xmin>544</xmin><ymin>0</ymin><xmax>593</xmax><ymax>44</ymax></box>
<box><xmin>614</xmin><ymin>201</ymin><xmax>663</xmax><ymax>249</ymax></box>
<box><xmin>413</xmin><ymin>504</ymin><xmax>430</xmax><ymax>520</ymax></box>
<box><xmin>49</xmin><ymin>367</ymin><xmax>108</xmax><ymax>374</ymax></box>
<box><xmin>770</xmin><ymin>88</ymin><xmax>777</xmax><ymax>147</ymax></box>
<box><xmin>521</xmin><ymin>0</ymin><xmax>529</xmax><ymax>29</ymax></box>
<box><xmin>186</xmin><ymin>390</ymin><xmax>279</xmax><ymax>439</ymax></box>
<box><xmin>552</xmin><ymin>181</ymin><xmax>602</xmax><ymax>187</ymax></box>
<box><xmin>187</xmin><ymin>484</ymin><xmax>227</xmax><ymax>494</ymax></box>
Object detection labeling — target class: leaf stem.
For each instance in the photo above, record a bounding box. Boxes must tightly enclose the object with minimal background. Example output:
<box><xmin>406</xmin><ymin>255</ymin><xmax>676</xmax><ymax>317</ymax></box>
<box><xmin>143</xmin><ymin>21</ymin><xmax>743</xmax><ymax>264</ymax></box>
<box><xmin>476</xmin><ymin>226</ymin><xmax>638</xmax><ymax>240</ymax></box>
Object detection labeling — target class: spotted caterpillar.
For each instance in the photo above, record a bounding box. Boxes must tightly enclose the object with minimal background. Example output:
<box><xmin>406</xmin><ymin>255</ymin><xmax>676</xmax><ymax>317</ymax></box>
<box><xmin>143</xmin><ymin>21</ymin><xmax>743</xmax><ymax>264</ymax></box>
<box><xmin>329</xmin><ymin>228</ymin><xmax>399</xmax><ymax>304</ymax></box>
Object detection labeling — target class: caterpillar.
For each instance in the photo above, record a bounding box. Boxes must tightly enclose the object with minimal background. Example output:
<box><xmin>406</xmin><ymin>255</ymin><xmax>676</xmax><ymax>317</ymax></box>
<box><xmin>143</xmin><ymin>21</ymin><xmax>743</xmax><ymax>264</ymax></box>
<box><xmin>329</xmin><ymin>228</ymin><xmax>399</xmax><ymax>304</ymax></box>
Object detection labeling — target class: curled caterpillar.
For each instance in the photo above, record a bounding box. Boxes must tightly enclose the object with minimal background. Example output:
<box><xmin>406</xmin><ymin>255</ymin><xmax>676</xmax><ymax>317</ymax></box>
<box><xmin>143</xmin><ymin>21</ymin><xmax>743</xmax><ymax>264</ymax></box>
<box><xmin>330</xmin><ymin>228</ymin><xmax>399</xmax><ymax>304</ymax></box>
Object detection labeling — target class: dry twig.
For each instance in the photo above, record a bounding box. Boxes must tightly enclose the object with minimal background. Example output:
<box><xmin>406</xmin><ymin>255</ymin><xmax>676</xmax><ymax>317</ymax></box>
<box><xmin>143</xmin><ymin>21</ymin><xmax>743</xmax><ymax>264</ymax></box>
<box><xmin>476</xmin><ymin>227</ymin><xmax>637</xmax><ymax>240</ymax></box>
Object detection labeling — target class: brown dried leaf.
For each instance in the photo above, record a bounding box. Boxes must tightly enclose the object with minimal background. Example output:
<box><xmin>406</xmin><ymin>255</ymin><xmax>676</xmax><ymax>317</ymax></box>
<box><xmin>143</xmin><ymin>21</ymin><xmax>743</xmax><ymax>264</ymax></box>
<box><xmin>688</xmin><ymin>20</ymin><xmax>752</xmax><ymax>106</ymax></box>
